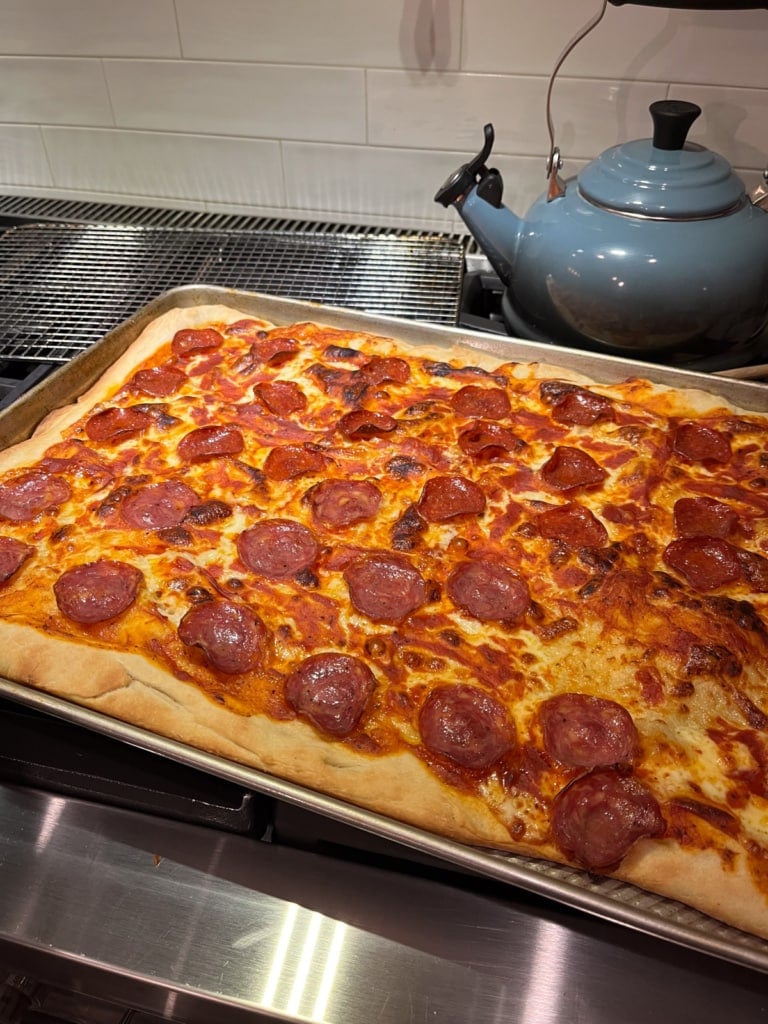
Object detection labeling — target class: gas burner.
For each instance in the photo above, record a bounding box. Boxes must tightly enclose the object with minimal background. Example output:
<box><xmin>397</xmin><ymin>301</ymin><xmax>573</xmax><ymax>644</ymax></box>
<box><xmin>458</xmin><ymin>270</ymin><xmax>768</xmax><ymax>375</ymax></box>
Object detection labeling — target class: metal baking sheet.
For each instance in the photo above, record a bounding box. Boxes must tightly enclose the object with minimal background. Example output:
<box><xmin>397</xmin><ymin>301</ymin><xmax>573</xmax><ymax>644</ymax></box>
<box><xmin>1</xmin><ymin>285</ymin><xmax>767</xmax><ymax>975</ymax></box>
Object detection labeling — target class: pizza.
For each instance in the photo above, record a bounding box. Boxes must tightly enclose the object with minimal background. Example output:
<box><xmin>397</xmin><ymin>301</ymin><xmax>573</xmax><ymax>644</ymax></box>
<box><xmin>0</xmin><ymin>301</ymin><xmax>767</xmax><ymax>941</ymax></box>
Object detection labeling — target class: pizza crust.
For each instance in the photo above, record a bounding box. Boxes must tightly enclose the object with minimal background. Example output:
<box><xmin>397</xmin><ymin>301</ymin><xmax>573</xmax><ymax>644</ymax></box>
<box><xmin>0</xmin><ymin>301</ymin><xmax>767</xmax><ymax>943</ymax></box>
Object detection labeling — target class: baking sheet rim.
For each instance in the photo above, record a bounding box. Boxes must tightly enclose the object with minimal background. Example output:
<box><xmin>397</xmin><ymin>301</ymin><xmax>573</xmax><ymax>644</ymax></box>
<box><xmin>0</xmin><ymin>283</ymin><xmax>767</xmax><ymax>974</ymax></box>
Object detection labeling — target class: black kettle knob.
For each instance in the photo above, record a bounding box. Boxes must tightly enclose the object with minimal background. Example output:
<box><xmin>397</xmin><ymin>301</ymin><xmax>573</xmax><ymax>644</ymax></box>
<box><xmin>650</xmin><ymin>100</ymin><xmax>702</xmax><ymax>150</ymax></box>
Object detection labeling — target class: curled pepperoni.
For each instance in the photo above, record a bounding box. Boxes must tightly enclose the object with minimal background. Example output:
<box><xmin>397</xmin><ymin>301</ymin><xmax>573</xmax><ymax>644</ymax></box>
<box><xmin>552</xmin><ymin>768</ymin><xmax>665</xmax><ymax>869</ymax></box>
<box><xmin>0</xmin><ymin>537</ymin><xmax>33</xmax><ymax>584</ymax></box>
<box><xmin>130</xmin><ymin>365</ymin><xmax>186</xmax><ymax>398</ymax></box>
<box><xmin>263</xmin><ymin>445</ymin><xmax>327</xmax><ymax>482</ymax></box>
<box><xmin>419</xmin><ymin>684</ymin><xmax>515</xmax><ymax>770</ymax></box>
<box><xmin>310</xmin><ymin>479</ymin><xmax>381</xmax><ymax>529</ymax></box>
<box><xmin>250</xmin><ymin>335</ymin><xmax>300</xmax><ymax>365</ymax></box>
<box><xmin>540</xmin><ymin>693</ymin><xmax>638</xmax><ymax>768</ymax></box>
<box><xmin>252</xmin><ymin>380</ymin><xmax>307</xmax><ymax>416</ymax></box>
<box><xmin>450</xmin><ymin>385</ymin><xmax>511</xmax><ymax>420</ymax></box>
<box><xmin>540</xmin><ymin>447</ymin><xmax>607</xmax><ymax>492</ymax></box>
<box><xmin>0</xmin><ymin>471</ymin><xmax>71</xmax><ymax>522</ymax></box>
<box><xmin>171</xmin><ymin>328</ymin><xmax>224</xmax><ymax>357</ymax></box>
<box><xmin>458</xmin><ymin>422</ymin><xmax>524</xmax><ymax>460</ymax></box>
<box><xmin>284</xmin><ymin>653</ymin><xmax>376</xmax><ymax>737</ymax></box>
<box><xmin>361</xmin><ymin>356</ymin><xmax>410</xmax><ymax>384</ymax></box>
<box><xmin>85</xmin><ymin>407</ymin><xmax>152</xmax><ymax>442</ymax></box>
<box><xmin>121</xmin><ymin>480</ymin><xmax>198</xmax><ymax>530</ymax></box>
<box><xmin>673</xmin><ymin>422</ymin><xmax>731</xmax><ymax>464</ymax></box>
<box><xmin>447</xmin><ymin>560</ymin><xmax>529</xmax><ymax>622</ymax></box>
<box><xmin>177</xmin><ymin>425</ymin><xmax>244</xmax><ymax>462</ymax></box>
<box><xmin>537</xmin><ymin>503</ymin><xmax>608</xmax><ymax>549</ymax></box>
<box><xmin>344</xmin><ymin>553</ymin><xmax>427</xmax><ymax>622</ymax></box>
<box><xmin>237</xmin><ymin>519</ymin><xmax>319</xmax><ymax>580</ymax></box>
<box><xmin>178</xmin><ymin>600</ymin><xmax>266</xmax><ymax>674</ymax></box>
<box><xmin>418</xmin><ymin>475</ymin><xmax>486</xmax><ymax>522</ymax></box>
<box><xmin>54</xmin><ymin>560</ymin><xmax>142</xmax><ymax>624</ymax></box>
<box><xmin>663</xmin><ymin>537</ymin><xmax>742</xmax><ymax>592</ymax></box>
<box><xmin>338</xmin><ymin>409</ymin><xmax>397</xmax><ymax>440</ymax></box>
<box><xmin>540</xmin><ymin>381</ymin><xmax>613</xmax><ymax>426</ymax></box>
<box><xmin>673</xmin><ymin>497</ymin><xmax>738</xmax><ymax>539</ymax></box>
<box><xmin>224</xmin><ymin>318</ymin><xmax>268</xmax><ymax>338</ymax></box>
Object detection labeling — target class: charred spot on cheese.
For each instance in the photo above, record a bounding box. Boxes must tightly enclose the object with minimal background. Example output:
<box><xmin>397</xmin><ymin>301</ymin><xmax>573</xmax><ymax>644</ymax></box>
<box><xmin>391</xmin><ymin>504</ymin><xmax>427</xmax><ymax>551</ymax></box>
<box><xmin>669</xmin><ymin>798</ymin><xmax>740</xmax><ymax>838</ymax></box>
<box><xmin>386</xmin><ymin>454</ymin><xmax>424</xmax><ymax>478</ymax></box>
<box><xmin>684</xmin><ymin>643</ymin><xmax>742</xmax><ymax>679</ymax></box>
<box><xmin>184</xmin><ymin>500</ymin><xmax>232</xmax><ymax>526</ymax></box>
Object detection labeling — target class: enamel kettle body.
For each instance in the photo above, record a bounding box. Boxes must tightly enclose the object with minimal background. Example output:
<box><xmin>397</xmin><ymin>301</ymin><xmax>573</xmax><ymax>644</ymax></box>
<box><xmin>437</xmin><ymin>103</ymin><xmax>768</xmax><ymax>357</ymax></box>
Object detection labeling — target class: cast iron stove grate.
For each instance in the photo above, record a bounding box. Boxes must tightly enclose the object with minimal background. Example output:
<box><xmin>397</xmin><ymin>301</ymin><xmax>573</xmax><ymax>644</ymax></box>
<box><xmin>0</xmin><ymin>223</ymin><xmax>465</xmax><ymax>364</ymax></box>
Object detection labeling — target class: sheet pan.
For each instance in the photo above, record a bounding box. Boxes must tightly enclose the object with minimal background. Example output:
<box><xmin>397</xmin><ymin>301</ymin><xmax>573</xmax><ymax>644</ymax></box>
<box><xmin>1</xmin><ymin>284</ymin><xmax>767</xmax><ymax>974</ymax></box>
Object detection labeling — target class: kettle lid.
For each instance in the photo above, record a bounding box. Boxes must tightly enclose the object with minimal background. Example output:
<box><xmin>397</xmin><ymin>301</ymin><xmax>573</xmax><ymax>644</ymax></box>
<box><xmin>578</xmin><ymin>100</ymin><xmax>746</xmax><ymax>219</ymax></box>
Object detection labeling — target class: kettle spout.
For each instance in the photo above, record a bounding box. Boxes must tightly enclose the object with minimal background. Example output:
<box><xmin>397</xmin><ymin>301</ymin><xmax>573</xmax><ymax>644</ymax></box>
<box><xmin>434</xmin><ymin>124</ymin><xmax>523</xmax><ymax>287</ymax></box>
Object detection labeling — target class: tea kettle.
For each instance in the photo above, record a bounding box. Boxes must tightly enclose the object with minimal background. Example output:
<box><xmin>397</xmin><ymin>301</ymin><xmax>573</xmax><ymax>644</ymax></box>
<box><xmin>435</xmin><ymin>0</ymin><xmax>768</xmax><ymax>357</ymax></box>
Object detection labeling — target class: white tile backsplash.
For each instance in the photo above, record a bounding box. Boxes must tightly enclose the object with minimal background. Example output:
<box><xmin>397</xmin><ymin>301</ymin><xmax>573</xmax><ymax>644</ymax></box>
<box><xmin>0</xmin><ymin>125</ymin><xmax>53</xmax><ymax>186</ymax></box>
<box><xmin>0</xmin><ymin>57</ymin><xmax>112</xmax><ymax>125</ymax></box>
<box><xmin>41</xmin><ymin>127</ymin><xmax>284</xmax><ymax>206</ymax></box>
<box><xmin>0</xmin><ymin>0</ymin><xmax>180</xmax><ymax>57</ymax></box>
<box><xmin>367</xmin><ymin>69</ymin><xmax>664</xmax><ymax>160</ymax></box>
<box><xmin>176</xmin><ymin>0</ymin><xmax>462</xmax><ymax>70</ymax></box>
<box><xmin>0</xmin><ymin>0</ymin><xmax>764</xmax><ymax>228</ymax></box>
<box><xmin>104</xmin><ymin>60</ymin><xmax>366</xmax><ymax>143</ymax></box>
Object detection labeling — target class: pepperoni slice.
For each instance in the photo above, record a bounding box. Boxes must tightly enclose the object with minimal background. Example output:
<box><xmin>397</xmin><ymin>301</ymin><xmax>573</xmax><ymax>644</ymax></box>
<box><xmin>344</xmin><ymin>553</ymin><xmax>427</xmax><ymax>622</ymax></box>
<box><xmin>177</xmin><ymin>600</ymin><xmax>266</xmax><ymax>674</ymax></box>
<box><xmin>252</xmin><ymin>380</ymin><xmax>307</xmax><ymax>416</ymax></box>
<box><xmin>121</xmin><ymin>480</ymin><xmax>198</xmax><ymax>530</ymax></box>
<box><xmin>130</xmin><ymin>365</ymin><xmax>186</xmax><ymax>398</ymax></box>
<box><xmin>263</xmin><ymin>445</ymin><xmax>327</xmax><ymax>481</ymax></box>
<box><xmin>171</xmin><ymin>328</ymin><xmax>225</xmax><ymax>357</ymax></box>
<box><xmin>447</xmin><ymin>560</ymin><xmax>529</xmax><ymax>622</ymax></box>
<box><xmin>418</xmin><ymin>475</ymin><xmax>486</xmax><ymax>522</ymax></box>
<box><xmin>537</xmin><ymin>503</ymin><xmax>609</xmax><ymax>548</ymax></box>
<box><xmin>177</xmin><ymin>425</ymin><xmax>244</xmax><ymax>462</ymax></box>
<box><xmin>224</xmin><ymin>318</ymin><xmax>268</xmax><ymax>339</ymax></box>
<box><xmin>310</xmin><ymin>479</ymin><xmax>381</xmax><ymax>529</ymax></box>
<box><xmin>540</xmin><ymin>447</ymin><xmax>607</xmax><ymax>492</ymax></box>
<box><xmin>540</xmin><ymin>693</ymin><xmax>638</xmax><ymax>768</ymax></box>
<box><xmin>540</xmin><ymin>381</ymin><xmax>613</xmax><ymax>426</ymax></box>
<box><xmin>0</xmin><ymin>537</ymin><xmax>33</xmax><ymax>584</ymax></box>
<box><xmin>338</xmin><ymin>409</ymin><xmax>397</xmax><ymax>440</ymax></box>
<box><xmin>250</xmin><ymin>335</ymin><xmax>300</xmax><ymax>365</ymax></box>
<box><xmin>663</xmin><ymin>537</ymin><xmax>742</xmax><ymax>592</ymax></box>
<box><xmin>237</xmin><ymin>519</ymin><xmax>319</xmax><ymax>580</ymax></box>
<box><xmin>673</xmin><ymin>422</ymin><xmax>731</xmax><ymax>464</ymax></box>
<box><xmin>0</xmin><ymin>471</ymin><xmax>71</xmax><ymax>523</ymax></box>
<box><xmin>284</xmin><ymin>653</ymin><xmax>376</xmax><ymax>736</ymax></box>
<box><xmin>54</xmin><ymin>560</ymin><xmax>142</xmax><ymax>624</ymax></box>
<box><xmin>361</xmin><ymin>356</ymin><xmax>411</xmax><ymax>384</ymax></box>
<box><xmin>552</xmin><ymin>768</ymin><xmax>665</xmax><ymax>869</ymax></box>
<box><xmin>450</xmin><ymin>385</ymin><xmax>511</xmax><ymax>420</ymax></box>
<box><xmin>85</xmin><ymin>407</ymin><xmax>152</xmax><ymax>443</ymax></box>
<box><xmin>673</xmin><ymin>496</ymin><xmax>738</xmax><ymax>539</ymax></box>
<box><xmin>419</xmin><ymin>684</ymin><xmax>515</xmax><ymax>770</ymax></box>
<box><xmin>457</xmin><ymin>422</ymin><xmax>523</xmax><ymax>460</ymax></box>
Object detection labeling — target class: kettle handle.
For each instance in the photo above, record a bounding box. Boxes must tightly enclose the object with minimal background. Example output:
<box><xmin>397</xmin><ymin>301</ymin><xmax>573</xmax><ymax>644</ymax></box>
<box><xmin>609</xmin><ymin>0</ymin><xmax>767</xmax><ymax>7</ymax></box>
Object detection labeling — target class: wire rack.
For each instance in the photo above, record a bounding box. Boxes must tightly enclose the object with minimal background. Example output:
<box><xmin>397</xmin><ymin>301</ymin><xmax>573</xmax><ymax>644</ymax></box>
<box><xmin>0</xmin><ymin>223</ymin><xmax>466</xmax><ymax>363</ymax></box>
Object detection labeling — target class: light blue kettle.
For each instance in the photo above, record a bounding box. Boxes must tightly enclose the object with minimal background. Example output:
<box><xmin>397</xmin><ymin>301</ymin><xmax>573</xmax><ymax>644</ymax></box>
<box><xmin>436</xmin><ymin>0</ymin><xmax>768</xmax><ymax>358</ymax></box>
<box><xmin>436</xmin><ymin>100</ymin><xmax>768</xmax><ymax>357</ymax></box>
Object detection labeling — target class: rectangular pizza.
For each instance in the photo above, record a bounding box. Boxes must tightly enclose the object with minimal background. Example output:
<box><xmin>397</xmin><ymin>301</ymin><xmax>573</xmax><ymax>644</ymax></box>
<box><xmin>0</xmin><ymin>298</ymin><xmax>767</xmax><ymax>943</ymax></box>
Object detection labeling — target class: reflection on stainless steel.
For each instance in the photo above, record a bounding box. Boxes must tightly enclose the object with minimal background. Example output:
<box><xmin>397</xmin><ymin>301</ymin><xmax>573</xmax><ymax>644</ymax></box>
<box><xmin>2</xmin><ymin>785</ymin><xmax>768</xmax><ymax>1023</ymax></box>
